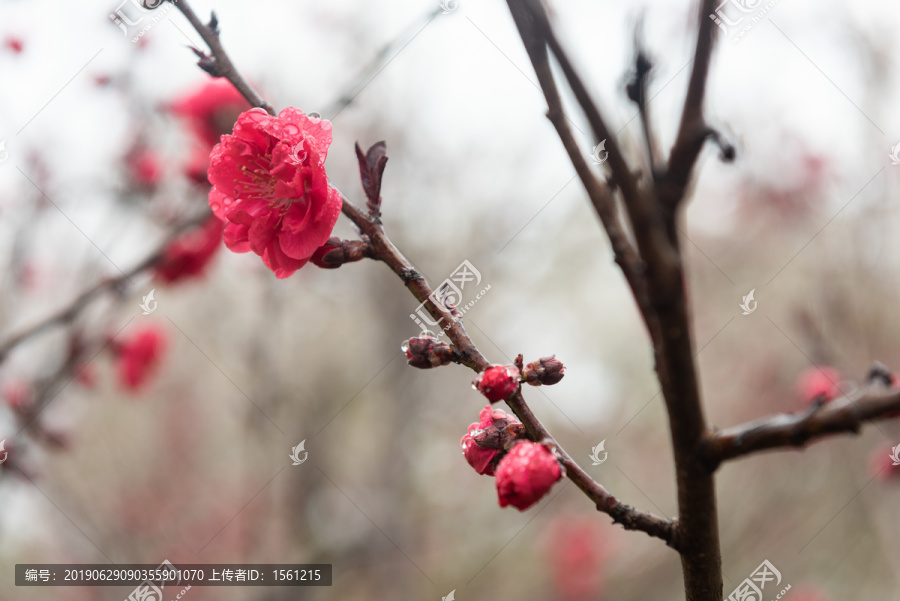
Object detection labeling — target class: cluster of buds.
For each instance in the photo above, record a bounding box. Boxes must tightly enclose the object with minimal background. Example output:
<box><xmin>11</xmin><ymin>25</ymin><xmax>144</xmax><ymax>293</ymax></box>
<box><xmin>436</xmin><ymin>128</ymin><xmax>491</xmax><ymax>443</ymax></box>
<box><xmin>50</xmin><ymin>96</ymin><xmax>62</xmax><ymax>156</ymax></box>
<box><xmin>401</xmin><ymin>335</ymin><xmax>458</xmax><ymax>369</ymax></box>
<box><xmin>460</xmin><ymin>406</ymin><xmax>527</xmax><ymax>476</ymax></box>
<box><xmin>521</xmin><ymin>354</ymin><xmax>566</xmax><ymax>386</ymax></box>
<box><xmin>460</xmin><ymin>407</ymin><xmax>562</xmax><ymax>510</ymax></box>
<box><xmin>310</xmin><ymin>237</ymin><xmax>372</xmax><ymax>269</ymax></box>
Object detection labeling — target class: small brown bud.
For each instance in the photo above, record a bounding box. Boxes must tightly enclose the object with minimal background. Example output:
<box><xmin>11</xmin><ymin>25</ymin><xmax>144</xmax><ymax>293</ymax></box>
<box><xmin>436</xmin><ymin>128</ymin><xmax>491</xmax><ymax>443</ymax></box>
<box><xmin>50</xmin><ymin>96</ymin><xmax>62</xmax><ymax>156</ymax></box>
<box><xmin>401</xmin><ymin>335</ymin><xmax>458</xmax><ymax>369</ymax></box>
<box><xmin>523</xmin><ymin>355</ymin><xmax>566</xmax><ymax>386</ymax></box>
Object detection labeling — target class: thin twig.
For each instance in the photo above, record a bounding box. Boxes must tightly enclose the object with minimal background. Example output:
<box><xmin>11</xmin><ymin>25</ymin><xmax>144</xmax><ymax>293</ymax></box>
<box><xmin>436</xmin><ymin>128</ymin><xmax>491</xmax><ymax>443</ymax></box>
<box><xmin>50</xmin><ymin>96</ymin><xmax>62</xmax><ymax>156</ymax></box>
<box><xmin>0</xmin><ymin>214</ymin><xmax>208</xmax><ymax>363</ymax></box>
<box><xmin>169</xmin><ymin>0</ymin><xmax>275</xmax><ymax>115</ymax></box>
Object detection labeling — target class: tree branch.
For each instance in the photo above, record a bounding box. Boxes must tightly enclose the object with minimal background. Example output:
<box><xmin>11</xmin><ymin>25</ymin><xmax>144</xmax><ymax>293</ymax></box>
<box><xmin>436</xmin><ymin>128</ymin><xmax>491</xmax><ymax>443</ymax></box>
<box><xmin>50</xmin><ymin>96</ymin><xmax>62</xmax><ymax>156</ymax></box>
<box><xmin>341</xmin><ymin>199</ymin><xmax>676</xmax><ymax>546</ymax></box>
<box><xmin>703</xmin><ymin>385</ymin><xmax>900</xmax><ymax>469</ymax></box>
<box><xmin>169</xmin><ymin>0</ymin><xmax>275</xmax><ymax>115</ymax></box>
<box><xmin>0</xmin><ymin>214</ymin><xmax>207</xmax><ymax>363</ymax></box>
<box><xmin>505</xmin><ymin>2</ymin><xmax>723</xmax><ymax>598</ymax></box>
<box><xmin>657</xmin><ymin>0</ymin><xmax>717</xmax><ymax>209</ymax></box>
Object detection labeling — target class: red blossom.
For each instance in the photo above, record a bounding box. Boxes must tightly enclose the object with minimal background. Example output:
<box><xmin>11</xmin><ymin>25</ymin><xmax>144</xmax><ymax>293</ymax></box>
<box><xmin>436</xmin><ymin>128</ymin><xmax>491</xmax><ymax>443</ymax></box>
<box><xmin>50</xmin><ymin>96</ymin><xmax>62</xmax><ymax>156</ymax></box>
<box><xmin>544</xmin><ymin>516</ymin><xmax>612</xmax><ymax>600</ymax></box>
<box><xmin>128</xmin><ymin>149</ymin><xmax>162</xmax><ymax>187</ymax></box>
<box><xmin>795</xmin><ymin>366</ymin><xmax>841</xmax><ymax>404</ymax></box>
<box><xmin>2</xmin><ymin>380</ymin><xmax>31</xmax><ymax>410</ymax></box>
<box><xmin>75</xmin><ymin>363</ymin><xmax>98</xmax><ymax>389</ymax></box>
<box><xmin>4</xmin><ymin>37</ymin><xmax>23</xmax><ymax>54</ymax></box>
<box><xmin>460</xmin><ymin>406</ymin><xmax>523</xmax><ymax>476</ymax></box>
<box><xmin>495</xmin><ymin>441</ymin><xmax>562</xmax><ymax>510</ymax></box>
<box><xmin>207</xmin><ymin>107</ymin><xmax>343</xmax><ymax>279</ymax></box>
<box><xmin>473</xmin><ymin>364</ymin><xmax>521</xmax><ymax>403</ymax></box>
<box><xmin>154</xmin><ymin>217</ymin><xmax>223</xmax><ymax>284</ymax></box>
<box><xmin>116</xmin><ymin>326</ymin><xmax>167</xmax><ymax>392</ymax></box>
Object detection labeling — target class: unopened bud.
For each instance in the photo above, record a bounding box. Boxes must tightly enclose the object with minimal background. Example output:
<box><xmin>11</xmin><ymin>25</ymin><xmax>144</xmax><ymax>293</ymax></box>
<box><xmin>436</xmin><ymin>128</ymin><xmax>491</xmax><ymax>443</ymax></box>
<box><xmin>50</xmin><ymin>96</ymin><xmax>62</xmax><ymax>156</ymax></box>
<box><xmin>523</xmin><ymin>355</ymin><xmax>566</xmax><ymax>386</ymax></box>
<box><xmin>310</xmin><ymin>237</ymin><xmax>371</xmax><ymax>269</ymax></box>
<box><xmin>401</xmin><ymin>335</ymin><xmax>458</xmax><ymax>369</ymax></box>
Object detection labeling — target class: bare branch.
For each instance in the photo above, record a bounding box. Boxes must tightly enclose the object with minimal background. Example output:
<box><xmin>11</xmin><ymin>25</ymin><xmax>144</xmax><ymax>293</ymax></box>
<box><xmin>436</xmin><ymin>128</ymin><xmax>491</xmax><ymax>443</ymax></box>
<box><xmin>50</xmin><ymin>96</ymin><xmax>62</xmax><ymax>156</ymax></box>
<box><xmin>658</xmin><ymin>0</ymin><xmax>718</xmax><ymax>209</ymax></box>
<box><xmin>169</xmin><ymin>0</ymin><xmax>275</xmax><ymax>115</ymax></box>
<box><xmin>340</xmin><ymin>199</ymin><xmax>676</xmax><ymax>545</ymax></box>
<box><xmin>703</xmin><ymin>384</ymin><xmax>900</xmax><ymax>469</ymax></box>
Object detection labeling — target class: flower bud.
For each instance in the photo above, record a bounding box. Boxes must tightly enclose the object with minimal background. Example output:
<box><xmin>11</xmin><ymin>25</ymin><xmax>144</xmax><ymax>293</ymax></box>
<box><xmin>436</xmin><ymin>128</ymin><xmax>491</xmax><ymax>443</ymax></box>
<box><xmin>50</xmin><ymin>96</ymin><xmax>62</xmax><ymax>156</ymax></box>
<box><xmin>473</xmin><ymin>364</ymin><xmax>521</xmax><ymax>403</ymax></box>
<box><xmin>460</xmin><ymin>406</ymin><xmax>526</xmax><ymax>476</ymax></box>
<box><xmin>495</xmin><ymin>440</ymin><xmax>562</xmax><ymax>510</ymax></box>
<box><xmin>310</xmin><ymin>237</ymin><xmax>370</xmax><ymax>269</ymax></box>
<box><xmin>523</xmin><ymin>355</ymin><xmax>566</xmax><ymax>386</ymax></box>
<box><xmin>401</xmin><ymin>335</ymin><xmax>457</xmax><ymax>369</ymax></box>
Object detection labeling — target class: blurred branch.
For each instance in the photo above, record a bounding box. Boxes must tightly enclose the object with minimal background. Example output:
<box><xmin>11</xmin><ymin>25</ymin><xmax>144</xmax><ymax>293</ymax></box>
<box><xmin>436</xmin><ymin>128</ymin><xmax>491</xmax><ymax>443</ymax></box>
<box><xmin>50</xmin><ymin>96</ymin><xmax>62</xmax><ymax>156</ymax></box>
<box><xmin>657</xmin><ymin>0</ymin><xmax>717</xmax><ymax>210</ymax></box>
<box><xmin>169</xmin><ymin>0</ymin><xmax>275</xmax><ymax>115</ymax></box>
<box><xmin>321</xmin><ymin>7</ymin><xmax>442</xmax><ymax>119</ymax></box>
<box><xmin>502</xmin><ymin>2</ymin><xmax>659</xmax><ymax>345</ymax></box>
<box><xmin>704</xmin><ymin>381</ymin><xmax>900</xmax><ymax>469</ymax></box>
<box><xmin>0</xmin><ymin>214</ymin><xmax>207</xmax><ymax>364</ymax></box>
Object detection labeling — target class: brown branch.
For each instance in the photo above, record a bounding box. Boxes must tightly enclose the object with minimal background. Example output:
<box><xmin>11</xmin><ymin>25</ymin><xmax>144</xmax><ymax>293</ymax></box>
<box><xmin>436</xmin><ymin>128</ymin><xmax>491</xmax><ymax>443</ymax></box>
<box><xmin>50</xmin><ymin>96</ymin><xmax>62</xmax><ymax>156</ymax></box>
<box><xmin>341</xmin><ymin>199</ymin><xmax>676</xmax><ymax>546</ymax></box>
<box><xmin>657</xmin><ymin>0</ymin><xmax>717</xmax><ymax>209</ymax></box>
<box><xmin>503</xmin><ymin>1</ymin><xmax>659</xmax><ymax>345</ymax></box>
<box><xmin>169</xmin><ymin>0</ymin><xmax>677</xmax><ymax>557</ymax></box>
<box><xmin>703</xmin><ymin>386</ymin><xmax>900</xmax><ymax>469</ymax></box>
<box><xmin>169</xmin><ymin>0</ymin><xmax>275</xmax><ymax>115</ymax></box>
<box><xmin>506</xmin><ymin>2</ymin><xmax>723</xmax><ymax>599</ymax></box>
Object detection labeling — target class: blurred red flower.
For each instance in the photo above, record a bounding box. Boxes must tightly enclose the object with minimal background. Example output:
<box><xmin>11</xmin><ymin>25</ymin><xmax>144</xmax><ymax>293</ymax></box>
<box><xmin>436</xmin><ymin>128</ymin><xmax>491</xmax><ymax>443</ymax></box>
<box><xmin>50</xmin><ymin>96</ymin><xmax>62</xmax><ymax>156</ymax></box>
<box><xmin>544</xmin><ymin>516</ymin><xmax>612</xmax><ymax>600</ymax></box>
<box><xmin>4</xmin><ymin>36</ymin><xmax>23</xmax><ymax>54</ymax></box>
<box><xmin>795</xmin><ymin>366</ymin><xmax>841</xmax><ymax>405</ymax></box>
<box><xmin>128</xmin><ymin>149</ymin><xmax>162</xmax><ymax>187</ymax></box>
<box><xmin>495</xmin><ymin>440</ymin><xmax>562</xmax><ymax>510</ymax></box>
<box><xmin>116</xmin><ymin>326</ymin><xmax>167</xmax><ymax>391</ymax></box>
<box><xmin>2</xmin><ymin>380</ymin><xmax>31</xmax><ymax>410</ymax></box>
<box><xmin>155</xmin><ymin>216</ymin><xmax>223</xmax><ymax>284</ymax></box>
<box><xmin>171</xmin><ymin>78</ymin><xmax>249</xmax><ymax>182</ymax></box>
<box><xmin>208</xmin><ymin>107</ymin><xmax>342</xmax><ymax>278</ymax></box>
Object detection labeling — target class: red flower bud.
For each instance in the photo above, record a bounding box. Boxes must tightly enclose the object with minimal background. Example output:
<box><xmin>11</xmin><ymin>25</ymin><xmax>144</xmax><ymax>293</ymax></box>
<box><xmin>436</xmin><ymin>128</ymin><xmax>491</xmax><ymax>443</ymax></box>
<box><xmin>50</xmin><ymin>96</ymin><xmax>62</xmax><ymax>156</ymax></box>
<box><xmin>460</xmin><ymin>406</ymin><xmax>527</xmax><ymax>476</ymax></box>
<box><xmin>523</xmin><ymin>355</ymin><xmax>566</xmax><ymax>386</ymax></box>
<box><xmin>401</xmin><ymin>335</ymin><xmax>457</xmax><ymax>369</ymax></box>
<box><xmin>310</xmin><ymin>237</ymin><xmax>370</xmax><ymax>269</ymax></box>
<box><xmin>495</xmin><ymin>441</ymin><xmax>562</xmax><ymax>510</ymax></box>
<box><xmin>795</xmin><ymin>366</ymin><xmax>841</xmax><ymax>404</ymax></box>
<box><xmin>473</xmin><ymin>364</ymin><xmax>521</xmax><ymax>403</ymax></box>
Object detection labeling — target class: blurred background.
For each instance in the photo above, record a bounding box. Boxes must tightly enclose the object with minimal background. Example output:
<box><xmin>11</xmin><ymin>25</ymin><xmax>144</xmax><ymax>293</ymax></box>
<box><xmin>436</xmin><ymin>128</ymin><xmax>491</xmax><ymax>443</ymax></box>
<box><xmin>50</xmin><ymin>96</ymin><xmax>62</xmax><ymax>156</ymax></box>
<box><xmin>1</xmin><ymin>0</ymin><xmax>900</xmax><ymax>599</ymax></box>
